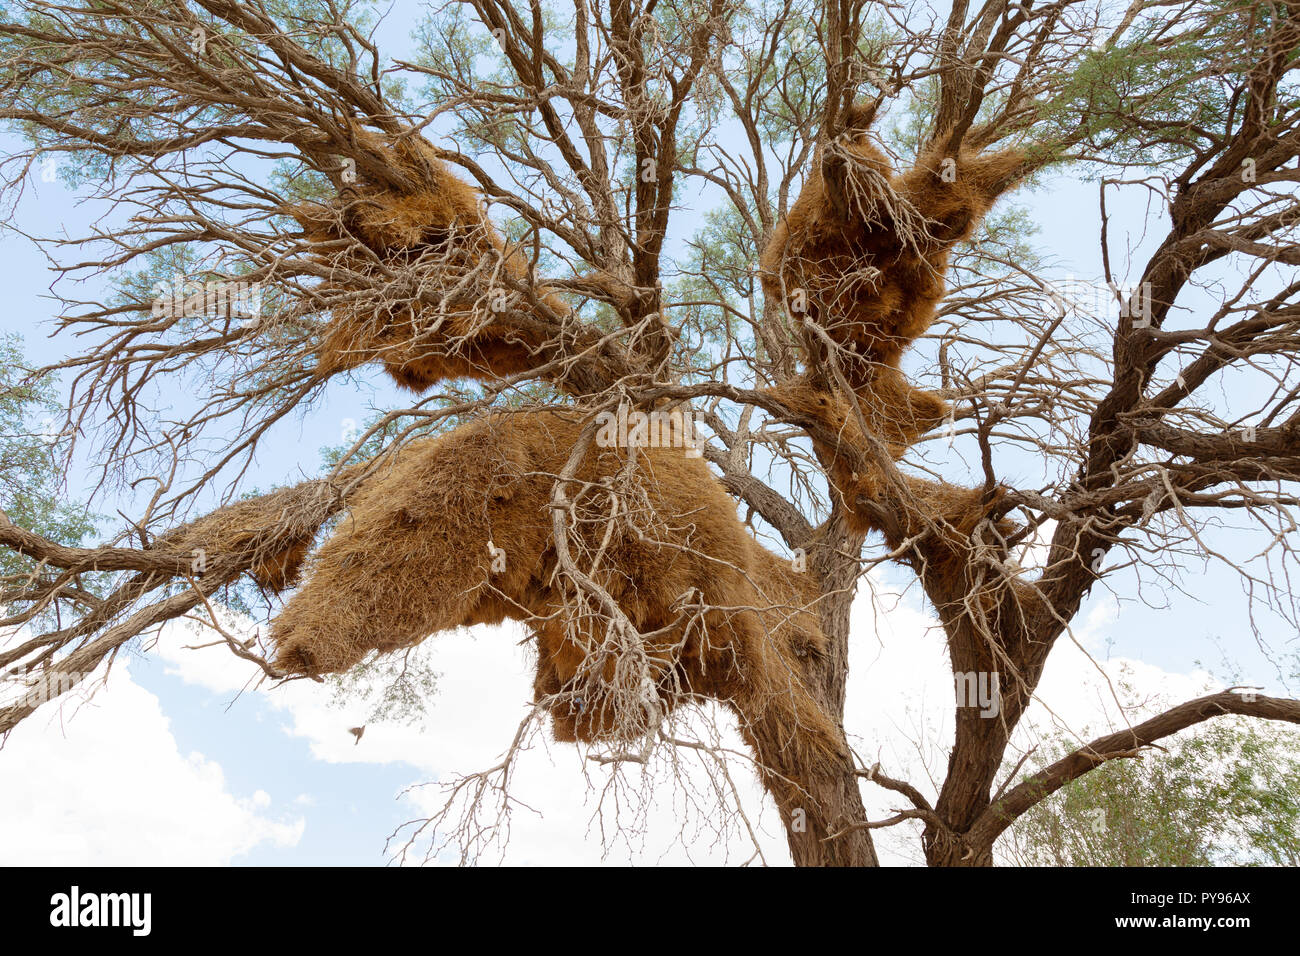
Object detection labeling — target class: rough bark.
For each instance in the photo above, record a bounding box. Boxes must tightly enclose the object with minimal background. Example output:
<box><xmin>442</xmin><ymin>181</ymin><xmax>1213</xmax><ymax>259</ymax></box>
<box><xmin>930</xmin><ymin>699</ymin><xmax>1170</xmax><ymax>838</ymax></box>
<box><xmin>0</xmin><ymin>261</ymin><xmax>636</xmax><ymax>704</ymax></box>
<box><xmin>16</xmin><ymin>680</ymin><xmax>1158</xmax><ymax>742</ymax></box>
<box><xmin>754</xmin><ymin>519</ymin><xmax>877</xmax><ymax>866</ymax></box>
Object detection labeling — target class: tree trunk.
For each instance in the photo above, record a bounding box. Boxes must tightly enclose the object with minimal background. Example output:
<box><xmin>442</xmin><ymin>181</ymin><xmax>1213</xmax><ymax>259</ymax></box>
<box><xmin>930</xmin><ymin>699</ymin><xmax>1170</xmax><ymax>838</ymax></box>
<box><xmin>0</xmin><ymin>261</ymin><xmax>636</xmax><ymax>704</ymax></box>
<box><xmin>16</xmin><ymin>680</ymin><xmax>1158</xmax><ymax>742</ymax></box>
<box><xmin>748</xmin><ymin>725</ymin><xmax>879</xmax><ymax>865</ymax></box>
<box><xmin>924</xmin><ymin>835</ymin><xmax>995</xmax><ymax>867</ymax></box>
<box><xmin>917</xmin><ymin>536</ymin><xmax>1095</xmax><ymax>866</ymax></box>
<box><xmin>744</xmin><ymin>520</ymin><xmax>877</xmax><ymax>866</ymax></box>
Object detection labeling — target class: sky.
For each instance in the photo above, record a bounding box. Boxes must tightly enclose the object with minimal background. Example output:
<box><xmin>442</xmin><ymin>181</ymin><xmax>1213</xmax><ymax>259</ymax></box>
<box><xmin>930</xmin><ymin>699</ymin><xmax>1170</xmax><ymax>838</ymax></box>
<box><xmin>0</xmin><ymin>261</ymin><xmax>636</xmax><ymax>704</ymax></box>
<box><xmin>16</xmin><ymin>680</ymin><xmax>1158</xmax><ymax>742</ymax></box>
<box><xmin>0</xmin><ymin>0</ymin><xmax>1295</xmax><ymax>866</ymax></box>
<box><xmin>0</xmin><ymin>573</ymin><xmax>1233</xmax><ymax>866</ymax></box>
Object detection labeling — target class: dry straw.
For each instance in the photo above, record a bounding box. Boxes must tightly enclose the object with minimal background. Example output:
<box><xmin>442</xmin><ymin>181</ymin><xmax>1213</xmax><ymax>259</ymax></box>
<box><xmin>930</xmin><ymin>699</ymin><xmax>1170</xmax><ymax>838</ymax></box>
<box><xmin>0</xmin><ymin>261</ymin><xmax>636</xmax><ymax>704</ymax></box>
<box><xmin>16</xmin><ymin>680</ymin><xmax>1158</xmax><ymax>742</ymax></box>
<box><xmin>756</xmin><ymin>107</ymin><xmax>1030</xmax><ymax>543</ymax></box>
<box><xmin>262</xmin><ymin>108</ymin><xmax>1032</xmax><ymax>775</ymax></box>
<box><xmin>758</xmin><ymin>105</ymin><xmax>1028</xmax><ymax>470</ymax></box>
<box><xmin>287</xmin><ymin>126</ymin><xmax>573</xmax><ymax>392</ymax></box>
<box><xmin>153</xmin><ymin>473</ymin><xmax>360</xmax><ymax>591</ymax></box>
<box><xmin>270</xmin><ymin>411</ymin><xmax>847</xmax><ymax>773</ymax></box>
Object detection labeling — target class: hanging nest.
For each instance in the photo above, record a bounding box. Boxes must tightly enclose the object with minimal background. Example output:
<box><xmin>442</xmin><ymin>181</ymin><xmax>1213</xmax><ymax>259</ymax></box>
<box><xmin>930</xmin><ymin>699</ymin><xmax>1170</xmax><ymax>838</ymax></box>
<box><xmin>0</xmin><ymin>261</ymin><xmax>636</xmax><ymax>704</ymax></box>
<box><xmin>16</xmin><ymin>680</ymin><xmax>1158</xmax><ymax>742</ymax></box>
<box><xmin>759</xmin><ymin>106</ymin><xmax>1028</xmax><ymax>388</ymax></box>
<box><xmin>287</xmin><ymin>126</ymin><xmax>575</xmax><ymax>392</ymax></box>
<box><xmin>758</xmin><ymin>106</ymin><xmax>1031</xmax><ymax>540</ymax></box>
<box><xmin>269</xmin><ymin>409</ymin><xmax>845</xmax><ymax>763</ymax></box>
<box><xmin>764</xmin><ymin>367</ymin><xmax>948</xmax><ymax>462</ymax></box>
<box><xmin>151</xmin><ymin>474</ymin><xmax>358</xmax><ymax>591</ymax></box>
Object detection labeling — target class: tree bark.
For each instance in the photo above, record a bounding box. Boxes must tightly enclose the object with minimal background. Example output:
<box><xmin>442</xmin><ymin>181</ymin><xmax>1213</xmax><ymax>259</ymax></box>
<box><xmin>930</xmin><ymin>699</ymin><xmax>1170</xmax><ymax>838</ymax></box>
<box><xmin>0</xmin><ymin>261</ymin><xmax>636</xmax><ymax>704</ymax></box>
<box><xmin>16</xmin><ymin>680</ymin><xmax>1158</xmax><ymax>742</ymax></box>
<box><xmin>746</xmin><ymin>520</ymin><xmax>877</xmax><ymax>866</ymax></box>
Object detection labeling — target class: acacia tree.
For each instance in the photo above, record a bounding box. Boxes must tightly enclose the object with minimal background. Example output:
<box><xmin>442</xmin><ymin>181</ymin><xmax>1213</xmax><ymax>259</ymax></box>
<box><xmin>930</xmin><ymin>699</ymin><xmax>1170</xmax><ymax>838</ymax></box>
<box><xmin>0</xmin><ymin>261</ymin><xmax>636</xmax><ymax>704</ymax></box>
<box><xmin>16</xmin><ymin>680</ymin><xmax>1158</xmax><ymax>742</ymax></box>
<box><xmin>0</xmin><ymin>336</ymin><xmax>99</xmax><ymax>585</ymax></box>
<box><xmin>1000</xmin><ymin>715</ymin><xmax>1300</xmax><ymax>866</ymax></box>
<box><xmin>1</xmin><ymin>0</ymin><xmax>1299</xmax><ymax>867</ymax></box>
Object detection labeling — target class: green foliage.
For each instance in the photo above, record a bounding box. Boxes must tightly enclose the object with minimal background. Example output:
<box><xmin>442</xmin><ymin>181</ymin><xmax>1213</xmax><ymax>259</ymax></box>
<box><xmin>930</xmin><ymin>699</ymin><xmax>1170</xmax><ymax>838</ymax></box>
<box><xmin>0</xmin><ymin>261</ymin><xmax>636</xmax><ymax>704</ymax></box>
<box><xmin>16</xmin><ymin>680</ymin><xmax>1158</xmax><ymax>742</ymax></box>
<box><xmin>1002</xmin><ymin>718</ymin><xmax>1300</xmax><ymax>866</ymax></box>
<box><xmin>1037</xmin><ymin>0</ymin><xmax>1297</xmax><ymax>170</ymax></box>
<box><xmin>325</xmin><ymin>644</ymin><xmax>440</xmax><ymax>728</ymax></box>
<box><xmin>0</xmin><ymin>334</ymin><xmax>99</xmax><ymax>593</ymax></box>
<box><xmin>674</xmin><ymin>202</ymin><xmax>761</xmax><ymax>366</ymax></box>
<box><xmin>0</xmin><ymin>0</ymin><xmax>398</xmax><ymax>188</ymax></box>
<box><xmin>947</xmin><ymin>202</ymin><xmax>1045</xmax><ymax>287</ymax></box>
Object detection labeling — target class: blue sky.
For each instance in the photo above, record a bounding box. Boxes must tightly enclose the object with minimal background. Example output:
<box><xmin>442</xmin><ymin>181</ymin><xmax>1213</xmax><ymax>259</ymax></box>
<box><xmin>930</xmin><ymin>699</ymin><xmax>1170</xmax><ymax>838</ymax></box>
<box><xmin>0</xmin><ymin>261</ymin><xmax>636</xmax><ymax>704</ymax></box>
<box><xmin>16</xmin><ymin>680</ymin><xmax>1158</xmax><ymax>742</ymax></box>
<box><xmin>0</xmin><ymin>1</ymin><xmax>1294</xmax><ymax>866</ymax></box>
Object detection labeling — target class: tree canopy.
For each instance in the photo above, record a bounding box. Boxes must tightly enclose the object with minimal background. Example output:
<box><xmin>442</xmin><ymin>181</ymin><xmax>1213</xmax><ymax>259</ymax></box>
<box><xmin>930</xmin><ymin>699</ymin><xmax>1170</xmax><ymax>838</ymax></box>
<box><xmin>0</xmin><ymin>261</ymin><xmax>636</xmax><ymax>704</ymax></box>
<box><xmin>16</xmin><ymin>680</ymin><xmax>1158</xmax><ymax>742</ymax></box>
<box><xmin>1</xmin><ymin>0</ymin><xmax>1299</xmax><ymax>866</ymax></box>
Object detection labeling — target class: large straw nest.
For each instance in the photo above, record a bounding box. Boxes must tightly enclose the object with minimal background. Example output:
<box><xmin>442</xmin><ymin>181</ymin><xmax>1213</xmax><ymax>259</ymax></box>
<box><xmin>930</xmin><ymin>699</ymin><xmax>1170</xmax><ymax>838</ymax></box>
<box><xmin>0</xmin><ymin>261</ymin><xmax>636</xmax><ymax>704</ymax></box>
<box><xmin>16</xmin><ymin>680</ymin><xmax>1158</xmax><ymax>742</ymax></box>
<box><xmin>288</xmin><ymin>127</ymin><xmax>571</xmax><ymax>392</ymax></box>
<box><xmin>269</xmin><ymin>410</ymin><xmax>845</xmax><ymax>762</ymax></box>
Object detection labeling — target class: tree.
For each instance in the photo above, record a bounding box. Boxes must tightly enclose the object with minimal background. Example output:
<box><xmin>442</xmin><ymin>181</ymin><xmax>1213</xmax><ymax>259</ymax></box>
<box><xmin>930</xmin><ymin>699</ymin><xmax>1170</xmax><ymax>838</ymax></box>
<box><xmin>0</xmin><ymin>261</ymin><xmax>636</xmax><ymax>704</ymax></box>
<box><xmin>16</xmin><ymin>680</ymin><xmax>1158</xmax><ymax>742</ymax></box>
<box><xmin>0</xmin><ymin>335</ymin><xmax>99</xmax><ymax>612</ymax></box>
<box><xmin>1000</xmin><ymin>717</ymin><xmax>1300</xmax><ymax>867</ymax></box>
<box><xmin>0</xmin><ymin>0</ymin><xmax>1298</xmax><ymax>866</ymax></box>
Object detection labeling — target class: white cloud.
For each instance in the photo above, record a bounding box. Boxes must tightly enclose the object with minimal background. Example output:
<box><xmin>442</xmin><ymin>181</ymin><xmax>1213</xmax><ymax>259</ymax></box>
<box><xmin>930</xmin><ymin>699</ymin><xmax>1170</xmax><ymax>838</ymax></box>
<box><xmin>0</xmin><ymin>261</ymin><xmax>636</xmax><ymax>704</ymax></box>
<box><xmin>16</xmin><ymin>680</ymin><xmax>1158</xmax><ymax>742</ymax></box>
<box><xmin>838</xmin><ymin>576</ymin><xmax>1224</xmax><ymax>863</ymax></box>
<box><xmin>154</xmin><ymin>615</ymin><xmax>787</xmax><ymax>865</ymax></box>
<box><xmin>0</xmin><ymin>658</ymin><xmax>303</xmax><ymax>865</ymax></box>
<box><xmin>71</xmin><ymin>583</ymin><xmax>1231</xmax><ymax>866</ymax></box>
